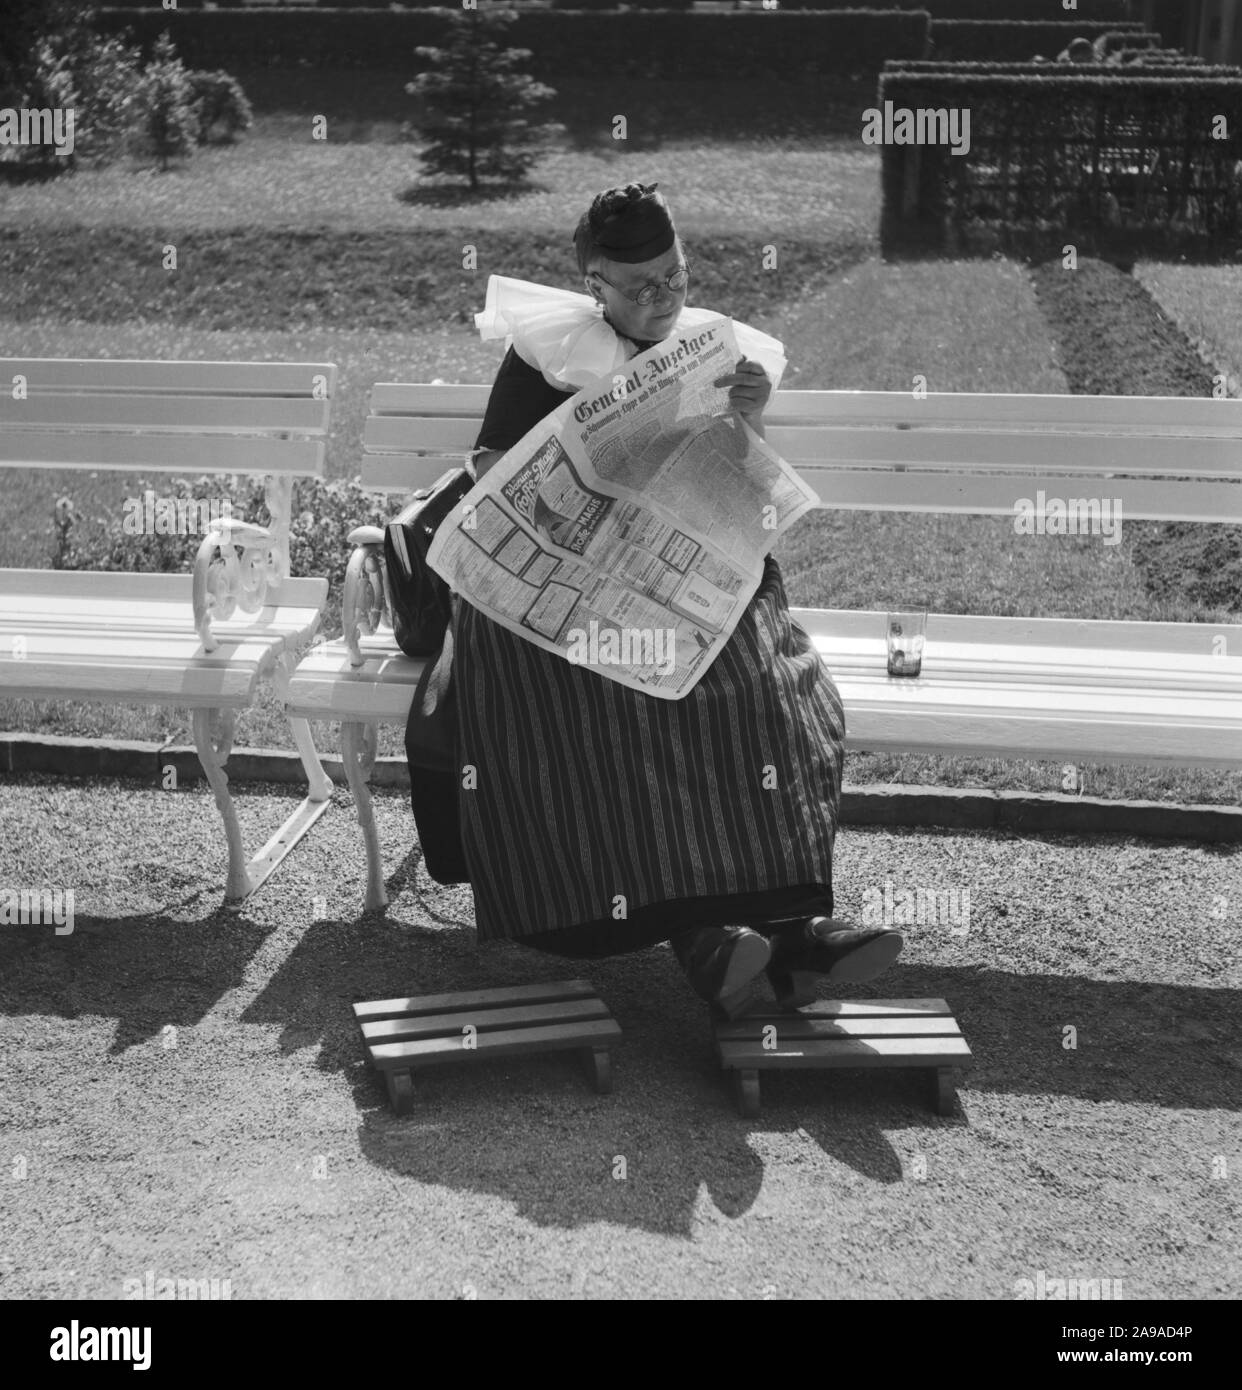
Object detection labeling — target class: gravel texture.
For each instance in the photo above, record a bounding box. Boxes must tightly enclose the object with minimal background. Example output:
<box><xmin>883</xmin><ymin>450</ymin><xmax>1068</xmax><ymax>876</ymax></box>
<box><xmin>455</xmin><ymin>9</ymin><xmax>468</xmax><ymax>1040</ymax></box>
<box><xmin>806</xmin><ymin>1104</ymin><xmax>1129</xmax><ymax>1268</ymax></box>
<box><xmin>1</xmin><ymin>774</ymin><xmax>1238</xmax><ymax>1300</ymax></box>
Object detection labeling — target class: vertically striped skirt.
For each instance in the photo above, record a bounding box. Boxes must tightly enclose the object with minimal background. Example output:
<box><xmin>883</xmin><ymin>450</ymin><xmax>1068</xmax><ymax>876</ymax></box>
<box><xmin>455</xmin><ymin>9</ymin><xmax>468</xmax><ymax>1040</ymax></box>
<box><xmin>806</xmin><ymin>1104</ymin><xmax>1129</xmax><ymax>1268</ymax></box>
<box><xmin>452</xmin><ymin>555</ymin><xmax>846</xmax><ymax>955</ymax></box>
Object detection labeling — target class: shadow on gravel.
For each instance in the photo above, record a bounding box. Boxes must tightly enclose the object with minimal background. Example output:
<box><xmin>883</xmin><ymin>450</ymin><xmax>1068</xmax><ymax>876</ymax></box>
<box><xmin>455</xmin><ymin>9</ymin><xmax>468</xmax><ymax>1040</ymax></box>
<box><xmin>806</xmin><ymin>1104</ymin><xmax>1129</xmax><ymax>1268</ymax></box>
<box><xmin>0</xmin><ymin>907</ymin><xmax>272</xmax><ymax>1054</ymax></box>
<box><xmin>239</xmin><ymin>915</ymin><xmax>1240</xmax><ymax>1236</ymax></box>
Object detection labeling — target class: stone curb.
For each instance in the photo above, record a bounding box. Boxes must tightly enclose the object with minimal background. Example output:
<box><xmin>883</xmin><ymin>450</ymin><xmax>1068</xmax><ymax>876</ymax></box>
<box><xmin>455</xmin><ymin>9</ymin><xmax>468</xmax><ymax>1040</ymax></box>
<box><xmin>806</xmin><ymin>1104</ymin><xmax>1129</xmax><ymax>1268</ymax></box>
<box><xmin>2</xmin><ymin>733</ymin><xmax>1239</xmax><ymax>844</ymax></box>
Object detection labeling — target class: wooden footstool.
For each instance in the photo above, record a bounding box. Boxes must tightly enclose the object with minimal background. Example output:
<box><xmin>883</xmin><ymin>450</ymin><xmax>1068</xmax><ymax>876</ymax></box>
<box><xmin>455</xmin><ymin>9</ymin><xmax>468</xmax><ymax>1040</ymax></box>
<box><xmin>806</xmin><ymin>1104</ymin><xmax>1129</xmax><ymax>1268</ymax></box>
<box><xmin>354</xmin><ymin>979</ymin><xmax>622</xmax><ymax>1115</ymax></box>
<box><xmin>714</xmin><ymin>997</ymin><xmax>973</xmax><ymax>1118</ymax></box>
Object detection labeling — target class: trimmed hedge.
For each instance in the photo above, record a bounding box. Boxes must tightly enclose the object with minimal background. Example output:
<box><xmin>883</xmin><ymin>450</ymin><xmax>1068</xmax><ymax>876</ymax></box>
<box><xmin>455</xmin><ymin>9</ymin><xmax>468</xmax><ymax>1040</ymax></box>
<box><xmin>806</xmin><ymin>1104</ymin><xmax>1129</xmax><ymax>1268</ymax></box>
<box><xmin>93</xmin><ymin>8</ymin><xmax>932</xmax><ymax>79</ymax></box>
<box><xmin>101</xmin><ymin>0</ymin><xmax>1129</xmax><ymax>9</ymax></box>
<box><xmin>876</xmin><ymin>71</ymin><xmax>1242</xmax><ymax>257</ymax></box>
<box><xmin>884</xmin><ymin>62</ymin><xmax>1235</xmax><ymax>77</ymax></box>
<box><xmin>774</xmin><ymin>0</ymin><xmax>1128</xmax><ymax>13</ymax></box>
<box><xmin>929</xmin><ymin>19</ymin><xmax>1145</xmax><ymax>62</ymax></box>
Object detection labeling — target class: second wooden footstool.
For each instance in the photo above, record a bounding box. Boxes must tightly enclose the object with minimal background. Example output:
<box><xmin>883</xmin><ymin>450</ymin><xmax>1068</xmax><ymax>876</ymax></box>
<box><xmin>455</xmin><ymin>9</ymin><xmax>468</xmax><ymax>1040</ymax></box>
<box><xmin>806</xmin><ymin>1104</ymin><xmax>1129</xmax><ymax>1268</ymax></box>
<box><xmin>714</xmin><ymin>997</ymin><xmax>973</xmax><ymax>1118</ymax></box>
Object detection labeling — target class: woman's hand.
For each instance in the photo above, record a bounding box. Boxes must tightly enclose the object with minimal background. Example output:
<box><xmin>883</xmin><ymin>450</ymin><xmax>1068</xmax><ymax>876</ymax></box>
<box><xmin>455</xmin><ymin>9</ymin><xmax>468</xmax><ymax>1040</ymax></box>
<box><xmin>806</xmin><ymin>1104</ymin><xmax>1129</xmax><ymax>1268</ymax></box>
<box><xmin>472</xmin><ymin>448</ymin><xmax>506</xmax><ymax>480</ymax></box>
<box><xmin>714</xmin><ymin>357</ymin><xmax>773</xmax><ymax>436</ymax></box>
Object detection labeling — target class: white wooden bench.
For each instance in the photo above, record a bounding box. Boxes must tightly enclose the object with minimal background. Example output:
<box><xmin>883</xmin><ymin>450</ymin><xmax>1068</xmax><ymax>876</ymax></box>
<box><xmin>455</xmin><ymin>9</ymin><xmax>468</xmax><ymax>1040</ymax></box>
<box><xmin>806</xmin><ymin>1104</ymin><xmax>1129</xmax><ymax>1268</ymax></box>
<box><xmin>0</xmin><ymin>357</ymin><xmax>339</xmax><ymax>905</ymax></box>
<box><xmin>284</xmin><ymin>382</ymin><xmax>1242</xmax><ymax>911</ymax></box>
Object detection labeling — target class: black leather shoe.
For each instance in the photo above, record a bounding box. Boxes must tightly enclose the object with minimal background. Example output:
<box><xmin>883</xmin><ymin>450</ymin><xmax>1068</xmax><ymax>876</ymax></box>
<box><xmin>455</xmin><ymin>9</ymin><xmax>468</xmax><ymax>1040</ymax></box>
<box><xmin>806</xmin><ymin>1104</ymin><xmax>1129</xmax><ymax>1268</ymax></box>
<box><xmin>766</xmin><ymin>915</ymin><xmax>904</xmax><ymax>1009</ymax></box>
<box><xmin>671</xmin><ymin>925</ymin><xmax>771</xmax><ymax>1020</ymax></box>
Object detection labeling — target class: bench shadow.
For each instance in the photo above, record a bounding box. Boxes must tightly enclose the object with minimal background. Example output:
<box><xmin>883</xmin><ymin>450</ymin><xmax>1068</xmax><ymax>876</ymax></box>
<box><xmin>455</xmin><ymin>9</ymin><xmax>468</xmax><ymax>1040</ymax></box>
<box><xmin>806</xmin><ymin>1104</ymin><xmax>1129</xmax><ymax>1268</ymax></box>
<box><xmin>242</xmin><ymin>916</ymin><xmax>1241</xmax><ymax>1237</ymax></box>
<box><xmin>0</xmin><ymin>908</ymin><xmax>272</xmax><ymax>1054</ymax></box>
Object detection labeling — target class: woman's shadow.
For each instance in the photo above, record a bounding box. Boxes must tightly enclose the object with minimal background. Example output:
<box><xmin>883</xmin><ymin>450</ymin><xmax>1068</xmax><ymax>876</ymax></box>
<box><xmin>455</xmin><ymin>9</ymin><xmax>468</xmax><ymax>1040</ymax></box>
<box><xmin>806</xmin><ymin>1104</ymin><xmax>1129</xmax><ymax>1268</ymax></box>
<box><xmin>239</xmin><ymin>890</ymin><xmax>924</xmax><ymax>1236</ymax></box>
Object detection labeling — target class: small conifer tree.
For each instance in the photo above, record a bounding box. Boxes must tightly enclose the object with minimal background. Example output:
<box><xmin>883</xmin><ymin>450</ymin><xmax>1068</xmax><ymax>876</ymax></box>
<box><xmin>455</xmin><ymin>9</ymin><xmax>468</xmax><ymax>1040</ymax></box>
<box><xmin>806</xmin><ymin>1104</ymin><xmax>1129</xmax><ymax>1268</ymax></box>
<box><xmin>137</xmin><ymin>31</ymin><xmax>196</xmax><ymax>171</ymax></box>
<box><xmin>407</xmin><ymin>6</ymin><xmax>563</xmax><ymax>191</ymax></box>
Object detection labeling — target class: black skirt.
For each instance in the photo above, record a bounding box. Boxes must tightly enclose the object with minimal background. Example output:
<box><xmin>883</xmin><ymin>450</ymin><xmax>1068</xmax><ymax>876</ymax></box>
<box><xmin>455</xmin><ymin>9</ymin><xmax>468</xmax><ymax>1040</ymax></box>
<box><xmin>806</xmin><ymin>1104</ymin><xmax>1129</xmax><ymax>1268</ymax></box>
<box><xmin>453</xmin><ymin>554</ymin><xmax>845</xmax><ymax>955</ymax></box>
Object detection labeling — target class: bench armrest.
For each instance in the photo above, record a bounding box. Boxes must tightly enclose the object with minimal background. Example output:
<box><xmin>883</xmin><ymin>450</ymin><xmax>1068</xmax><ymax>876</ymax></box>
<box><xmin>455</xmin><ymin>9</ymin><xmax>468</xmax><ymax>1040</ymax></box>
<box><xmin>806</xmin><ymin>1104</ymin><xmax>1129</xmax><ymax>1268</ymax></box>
<box><xmin>343</xmin><ymin>535</ymin><xmax>394</xmax><ymax>667</ymax></box>
<box><xmin>192</xmin><ymin>518</ymin><xmax>288</xmax><ymax>653</ymax></box>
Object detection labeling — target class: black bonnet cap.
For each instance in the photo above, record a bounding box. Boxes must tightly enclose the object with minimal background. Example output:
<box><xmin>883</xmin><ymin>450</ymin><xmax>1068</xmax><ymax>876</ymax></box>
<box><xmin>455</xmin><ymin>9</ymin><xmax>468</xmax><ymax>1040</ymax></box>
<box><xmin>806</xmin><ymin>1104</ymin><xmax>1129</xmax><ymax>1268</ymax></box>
<box><xmin>578</xmin><ymin>181</ymin><xmax>677</xmax><ymax>265</ymax></box>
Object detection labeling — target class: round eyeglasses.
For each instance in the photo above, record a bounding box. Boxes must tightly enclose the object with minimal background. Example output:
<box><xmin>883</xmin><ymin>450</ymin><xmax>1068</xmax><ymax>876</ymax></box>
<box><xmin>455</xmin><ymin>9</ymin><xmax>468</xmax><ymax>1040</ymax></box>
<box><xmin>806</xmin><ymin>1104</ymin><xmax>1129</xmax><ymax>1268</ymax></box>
<box><xmin>590</xmin><ymin>265</ymin><xmax>690</xmax><ymax>307</ymax></box>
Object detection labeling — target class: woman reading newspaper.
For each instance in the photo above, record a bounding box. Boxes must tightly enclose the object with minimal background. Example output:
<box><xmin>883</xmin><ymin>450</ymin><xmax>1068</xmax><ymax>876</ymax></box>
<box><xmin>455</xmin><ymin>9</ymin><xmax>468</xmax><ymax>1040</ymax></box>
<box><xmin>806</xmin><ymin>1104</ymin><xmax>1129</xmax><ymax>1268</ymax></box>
<box><xmin>451</xmin><ymin>182</ymin><xmax>902</xmax><ymax>1017</ymax></box>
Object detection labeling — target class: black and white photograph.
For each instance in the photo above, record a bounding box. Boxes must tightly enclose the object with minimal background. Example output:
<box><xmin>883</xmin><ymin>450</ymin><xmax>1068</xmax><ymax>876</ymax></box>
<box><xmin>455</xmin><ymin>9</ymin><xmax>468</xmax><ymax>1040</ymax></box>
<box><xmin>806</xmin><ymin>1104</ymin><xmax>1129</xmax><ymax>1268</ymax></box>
<box><xmin>0</xmin><ymin>0</ymin><xmax>1239</xmax><ymax>1337</ymax></box>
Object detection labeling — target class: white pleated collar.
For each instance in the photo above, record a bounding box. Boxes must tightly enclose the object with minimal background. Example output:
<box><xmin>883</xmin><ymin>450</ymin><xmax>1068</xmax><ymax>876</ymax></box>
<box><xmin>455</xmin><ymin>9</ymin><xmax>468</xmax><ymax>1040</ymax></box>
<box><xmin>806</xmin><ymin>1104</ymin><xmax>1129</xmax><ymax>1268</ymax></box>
<box><xmin>474</xmin><ymin>274</ymin><xmax>787</xmax><ymax>393</ymax></box>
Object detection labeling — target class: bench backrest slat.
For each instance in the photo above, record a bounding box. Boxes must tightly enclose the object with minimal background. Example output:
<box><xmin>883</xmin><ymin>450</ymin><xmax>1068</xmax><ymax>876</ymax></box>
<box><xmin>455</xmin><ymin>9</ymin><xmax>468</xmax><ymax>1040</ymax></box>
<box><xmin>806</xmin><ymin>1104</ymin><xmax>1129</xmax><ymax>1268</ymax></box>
<box><xmin>1</xmin><ymin>358</ymin><xmax>338</xmax><ymax>397</ymax></box>
<box><xmin>0</xmin><ymin>430</ymin><xmax>325</xmax><ymax>476</ymax></box>
<box><xmin>1</xmin><ymin>395</ymin><xmax>331</xmax><ymax>433</ymax></box>
<box><xmin>368</xmin><ymin>383</ymin><xmax>1242</xmax><ymax>436</ymax></box>
<box><xmin>362</xmin><ymin>453</ymin><xmax>465</xmax><ymax>493</ymax></box>
<box><xmin>796</xmin><ymin>470</ymin><xmax>1237</xmax><ymax>523</ymax></box>
<box><xmin>364</xmin><ymin>414</ymin><xmax>1242</xmax><ymax>481</ymax></box>
<box><xmin>773</xmin><ymin>428</ymin><xmax>1242</xmax><ymax>479</ymax></box>
<box><xmin>357</xmin><ymin>451</ymin><xmax>1242</xmax><ymax>523</ymax></box>
<box><xmin>767</xmin><ymin>390</ymin><xmax>1242</xmax><ymax>434</ymax></box>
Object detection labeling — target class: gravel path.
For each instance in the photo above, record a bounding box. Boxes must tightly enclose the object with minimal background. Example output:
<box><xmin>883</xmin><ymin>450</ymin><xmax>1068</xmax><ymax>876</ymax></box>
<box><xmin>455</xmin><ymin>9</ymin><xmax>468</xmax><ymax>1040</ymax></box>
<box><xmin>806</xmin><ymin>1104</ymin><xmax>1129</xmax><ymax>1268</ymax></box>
<box><xmin>0</xmin><ymin>774</ymin><xmax>1238</xmax><ymax>1300</ymax></box>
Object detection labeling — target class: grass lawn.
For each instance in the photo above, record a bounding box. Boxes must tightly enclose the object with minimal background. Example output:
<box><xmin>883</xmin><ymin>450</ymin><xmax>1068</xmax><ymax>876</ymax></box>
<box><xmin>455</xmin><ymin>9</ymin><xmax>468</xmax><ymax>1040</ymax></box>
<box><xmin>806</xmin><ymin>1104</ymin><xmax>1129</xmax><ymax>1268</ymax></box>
<box><xmin>1133</xmin><ymin>261</ymin><xmax>1242</xmax><ymax>393</ymax></box>
<box><xmin>0</xmin><ymin>131</ymin><xmax>876</xmax><ymax>239</ymax></box>
<box><xmin>1</xmin><ymin>117</ymin><xmax>1238</xmax><ymax>807</ymax></box>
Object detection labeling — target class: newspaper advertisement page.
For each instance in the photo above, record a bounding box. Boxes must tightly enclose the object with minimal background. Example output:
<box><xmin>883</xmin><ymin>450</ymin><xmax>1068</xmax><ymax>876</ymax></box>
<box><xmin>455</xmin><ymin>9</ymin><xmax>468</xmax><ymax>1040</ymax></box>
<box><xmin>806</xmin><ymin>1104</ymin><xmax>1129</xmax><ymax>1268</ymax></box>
<box><xmin>426</xmin><ymin>317</ymin><xmax>820</xmax><ymax>699</ymax></box>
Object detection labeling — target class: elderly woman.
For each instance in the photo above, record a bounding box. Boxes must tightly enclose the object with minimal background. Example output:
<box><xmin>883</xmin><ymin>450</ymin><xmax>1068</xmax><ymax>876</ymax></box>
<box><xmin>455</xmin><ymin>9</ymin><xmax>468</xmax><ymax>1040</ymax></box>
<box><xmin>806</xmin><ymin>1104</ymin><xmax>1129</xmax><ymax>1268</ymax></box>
<box><xmin>441</xmin><ymin>182</ymin><xmax>901</xmax><ymax>1017</ymax></box>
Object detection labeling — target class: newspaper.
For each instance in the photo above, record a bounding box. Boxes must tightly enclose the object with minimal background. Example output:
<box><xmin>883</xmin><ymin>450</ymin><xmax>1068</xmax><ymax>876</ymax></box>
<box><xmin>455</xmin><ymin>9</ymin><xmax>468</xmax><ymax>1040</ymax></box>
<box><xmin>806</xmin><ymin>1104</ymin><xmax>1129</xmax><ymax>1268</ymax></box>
<box><xmin>426</xmin><ymin>318</ymin><xmax>820</xmax><ymax>699</ymax></box>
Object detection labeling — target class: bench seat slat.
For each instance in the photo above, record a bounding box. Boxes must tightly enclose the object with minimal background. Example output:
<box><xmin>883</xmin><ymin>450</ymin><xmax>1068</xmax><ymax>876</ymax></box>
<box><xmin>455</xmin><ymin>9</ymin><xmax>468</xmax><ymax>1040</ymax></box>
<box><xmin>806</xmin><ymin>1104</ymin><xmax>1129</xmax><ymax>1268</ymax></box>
<box><xmin>0</xmin><ymin>609</ymin><xmax>322</xmax><ymax>640</ymax></box>
<box><xmin>0</xmin><ymin>430</ymin><xmax>326</xmax><ymax>475</ymax></box>
<box><xmin>0</xmin><ymin>587</ymin><xmax>328</xmax><ymax>640</ymax></box>
<box><xmin>0</xmin><ymin>621</ymin><xmax>322</xmax><ymax>670</ymax></box>
<box><xmin>833</xmin><ymin>676</ymin><xmax>1241</xmax><ymax>717</ymax></box>
<box><xmin>805</xmin><ymin>642</ymin><xmax>1240</xmax><ymax>690</ymax></box>
<box><xmin>837</xmin><ymin>689</ymin><xmax>1242</xmax><ymax>765</ymax></box>
<box><xmin>794</xmin><ymin>608</ymin><xmax>1242</xmax><ymax>655</ymax></box>
<box><xmin>0</xmin><ymin>630</ymin><xmax>295</xmax><ymax>662</ymax></box>
<box><xmin>1</xmin><ymin>358</ymin><xmax>337</xmax><ymax>397</ymax></box>
<box><xmin>281</xmin><ymin>642</ymin><xmax>429</xmax><ymax>721</ymax></box>
<box><xmin>0</xmin><ymin>396</ymin><xmax>331</xmax><ymax>433</ymax></box>
<box><xmin>0</xmin><ymin>633</ymin><xmax>289</xmax><ymax>706</ymax></box>
<box><xmin>0</xmin><ymin>568</ymin><xmax>326</xmax><ymax>606</ymax></box>
<box><xmin>282</xmin><ymin>642</ymin><xmax>1242</xmax><ymax>763</ymax></box>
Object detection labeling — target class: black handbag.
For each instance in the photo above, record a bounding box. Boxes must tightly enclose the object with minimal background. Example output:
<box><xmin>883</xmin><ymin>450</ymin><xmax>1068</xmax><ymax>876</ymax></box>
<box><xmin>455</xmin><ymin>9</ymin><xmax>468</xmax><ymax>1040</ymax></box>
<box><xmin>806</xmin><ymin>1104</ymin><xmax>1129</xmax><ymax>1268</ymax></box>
<box><xmin>383</xmin><ymin>467</ymin><xmax>474</xmax><ymax>658</ymax></box>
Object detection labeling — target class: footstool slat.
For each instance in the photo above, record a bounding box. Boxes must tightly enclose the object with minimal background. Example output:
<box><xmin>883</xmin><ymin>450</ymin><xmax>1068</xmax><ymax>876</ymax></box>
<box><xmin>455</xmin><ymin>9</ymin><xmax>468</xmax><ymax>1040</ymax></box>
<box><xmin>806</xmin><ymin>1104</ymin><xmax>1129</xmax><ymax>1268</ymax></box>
<box><xmin>353</xmin><ymin>978</ymin><xmax>597</xmax><ymax>1021</ymax></box>
<box><xmin>372</xmin><ymin>1017</ymin><xmax>622</xmax><ymax>1068</ymax></box>
<box><xmin>360</xmin><ymin>997</ymin><xmax>611</xmax><ymax>1043</ymax></box>
<box><xmin>718</xmin><ymin>1036</ymin><xmax>973</xmax><ymax>1070</ymax></box>
<box><xmin>732</xmin><ymin>997</ymin><xmax>953</xmax><ymax>1018</ymax></box>
<box><xmin>715</xmin><ymin>1016</ymin><xmax>963</xmax><ymax>1042</ymax></box>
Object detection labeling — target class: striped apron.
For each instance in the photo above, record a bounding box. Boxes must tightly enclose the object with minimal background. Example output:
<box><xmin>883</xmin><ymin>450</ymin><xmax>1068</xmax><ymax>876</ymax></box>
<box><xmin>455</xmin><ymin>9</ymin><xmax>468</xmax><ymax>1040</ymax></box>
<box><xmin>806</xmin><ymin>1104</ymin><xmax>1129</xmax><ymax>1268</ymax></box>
<box><xmin>452</xmin><ymin>553</ymin><xmax>846</xmax><ymax>953</ymax></box>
